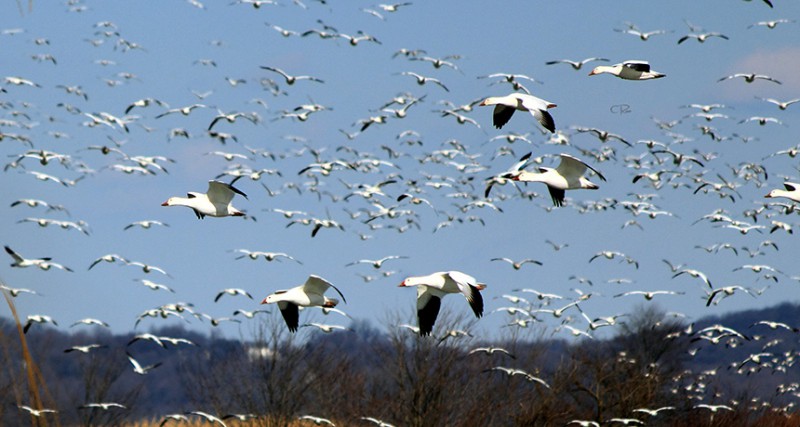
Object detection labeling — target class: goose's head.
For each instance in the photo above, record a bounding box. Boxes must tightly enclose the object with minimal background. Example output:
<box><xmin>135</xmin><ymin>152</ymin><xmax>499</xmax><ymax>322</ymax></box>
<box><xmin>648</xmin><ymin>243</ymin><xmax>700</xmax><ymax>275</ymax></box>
<box><xmin>161</xmin><ymin>197</ymin><xmax>178</xmax><ymax>207</ymax></box>
<box><xmin>588</xmin><ymin>65</ymin><xmax>611</xmax><ymax>76</ymax></box>
<box><xmin>765</xmin><ymin>189</ymin><xmax>780</xmax><ymax>198</ymax></box>
<box><xmin>260</xmin><ymin>290</ymin><xmax>286</xmax><ymax>305</ymax></box>
<box><xmin>398</xmin><ymin>277</ymin><xmax>420</xmax><ymax>287</ymax></box>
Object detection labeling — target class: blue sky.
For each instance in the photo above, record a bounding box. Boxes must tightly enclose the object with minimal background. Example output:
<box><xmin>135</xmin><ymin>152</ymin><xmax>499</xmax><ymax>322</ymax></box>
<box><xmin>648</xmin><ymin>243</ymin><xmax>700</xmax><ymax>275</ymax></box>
<box><xmin>1</xmin><ymin>0</ymin><xmax>799</xmax><ymax>340</ymax></box>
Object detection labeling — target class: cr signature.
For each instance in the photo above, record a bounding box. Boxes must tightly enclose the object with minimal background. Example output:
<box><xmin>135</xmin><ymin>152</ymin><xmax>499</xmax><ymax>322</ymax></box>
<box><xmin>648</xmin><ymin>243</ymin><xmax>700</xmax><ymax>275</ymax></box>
<box><xmin>610</xmin><ymin>104</ymin><xmax>632</xmax><ymax>114</ymax></box>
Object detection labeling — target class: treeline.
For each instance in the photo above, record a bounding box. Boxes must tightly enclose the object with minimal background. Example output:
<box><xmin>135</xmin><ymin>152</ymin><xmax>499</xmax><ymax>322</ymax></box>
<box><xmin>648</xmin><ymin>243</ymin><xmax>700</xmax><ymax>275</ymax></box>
<box><xmin>2</xmin><ymin>303</ymin><xmax>799</xmax><ymax>426</ymax></box>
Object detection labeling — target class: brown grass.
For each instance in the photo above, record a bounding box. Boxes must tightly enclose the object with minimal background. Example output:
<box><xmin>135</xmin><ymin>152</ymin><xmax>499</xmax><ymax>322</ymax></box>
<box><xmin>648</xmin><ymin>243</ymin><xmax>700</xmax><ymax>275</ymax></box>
<box><xmin>3</xmin><ymin>279</ymin><xmax>59</xmax><ymax>427</ymax></box>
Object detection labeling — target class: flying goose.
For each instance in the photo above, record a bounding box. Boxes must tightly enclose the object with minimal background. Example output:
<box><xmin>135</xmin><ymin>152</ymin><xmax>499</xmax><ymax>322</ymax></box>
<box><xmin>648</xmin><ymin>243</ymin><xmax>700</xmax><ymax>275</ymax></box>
<box><xmin>765</xmin><ymin>182</ymin><xmax>800</xmax><ymax>202</ymax></box>
<box><xmin>260</xmin><ymin>275</ymin><xmax>346</xmax><ymax>332</ymax></box>
<box><xmin>5</xmin><ymin>245</ymin><xmax>73</xmax><ymax>272</ymax></box>
<box><xmin>162</xmin><ymin>178</ymin><xmax>248</xmax><ymax>218</ymax></box>
<box><xmin>479</xmin><ymin>92</ymin><xmax>556</xmax><ymax>133</ymax></box>
<box><xmin>589</xmin><ymin>60</ymin><xmax>665</xmax><ymax>80</ymax></box>
<box><xmin>398</xmin><ymin>270</ymin><xmax>486</xmax><ymax>336</ymax></box>
<box><xmin>509</xmin><ymin>153</ymin><xmax>606</xmax><ymax>207</ymax></box>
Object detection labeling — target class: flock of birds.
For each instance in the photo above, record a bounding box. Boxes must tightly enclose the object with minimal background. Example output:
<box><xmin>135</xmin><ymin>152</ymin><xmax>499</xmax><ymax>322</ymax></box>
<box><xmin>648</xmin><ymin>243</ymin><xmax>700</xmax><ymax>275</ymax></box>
<box><xmin>2</xmin><ymin>0</ymin><xmax>800</xmax><ymax>425</ymax></box>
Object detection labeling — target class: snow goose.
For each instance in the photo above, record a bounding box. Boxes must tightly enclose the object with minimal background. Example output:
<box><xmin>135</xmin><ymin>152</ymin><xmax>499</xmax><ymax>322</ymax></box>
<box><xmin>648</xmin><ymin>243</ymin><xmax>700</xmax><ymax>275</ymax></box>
<box><xmin>677</xmin><ymin>32</ymin><xmax>729</xmax><ymax>44</ymax></box>
<box><xmin>545</xmin><ymin>57</ymin><xmax>608</xmax><ymax>70</ymax></box>
<box><xmin>259</xmin><ymin>66</ymin><xmax>324</xmax><ymax>85</ymax></box>
<box><xmin>64</xmin><ymin>344</ymin><xmax>106</xmax><ymax>354</ymax></box>
<box><xmin>298</xmin><ymin>415</ymin><xmax>335</xmax><ymax>425</ymax></box>
<box><xmin>398</xmin><ymin>270</ymin><xmax>486</xmax><ymax>336</ymax></box>
<box><xmin>127</xmin><ymin>352</ymin><xmax>161</xmax><ymax>375</ymax></box>
<box><xmin>17</xmin><ymin>405</ymin><xmax>57</xmax><ymax>417</ymax></box>
<box><xmin>765</xmin><ymin>182</ymin><xmax>800</xmax><ymax>203</ymax></box>
<box><xmin>124</xmin><ymin>220</ymin><xmax>169</xmax><ymax>230</ymax></box>
<box><xmin>162</xmin><ymin>177</ymin><xmax>248</xmax><ymax>219</ymax></box>
<box><xmin>24</xmin><ymin>314</ymin><xmax>58</xmax><ymax>333</ymax></box>
<box><xmin>717</xmin><ymin>73</ymin><xmax>781</xmax><ymax>84</ymax></box>
<box><xmin>478</xmin><ymin>92</ymin><xmax>556</xmax><ymax>133</ymax></box>
<box><xmin>4</xmin><ymin>245</ymin><xmax>73</xmax><ymax>272</ymax></box>
<box><xmin>588</xmin><ymin>60</ymin><xmax>665</xmax><ymax>80</ymax></box>
<box><xmin>757</xmin><ymin>97</ymin><xmax>799</xmax><ymax>111</ymax></box>
<box><xmin>509</xmin><ymin>153</ymin><xmax>606</xmax><ymax>207</ymax></box>
<box><xmin>260</xmin><ymin>275</ymin><xmax>346</xmax><ymax>332</ymax></box>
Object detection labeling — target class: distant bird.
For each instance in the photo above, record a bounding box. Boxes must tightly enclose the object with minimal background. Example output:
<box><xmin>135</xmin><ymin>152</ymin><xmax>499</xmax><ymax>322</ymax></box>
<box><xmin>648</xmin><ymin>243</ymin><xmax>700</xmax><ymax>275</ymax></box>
<box><xmin>468</xmin><ymin>346</ymin><xmax>516</xmax><ymax>359</ymax></box>
<box><xmin>79</xmin><ymin>402</ymin><xmax>127</xmax><ymax>411</ymax></box>
<box><xmin>615</xmin><ymin>27</ymin><xmax>671</xmax><ymax>41</ymax></box>
<box><xmin>70</xmin><ymin>318</ymin><xmax>109</xmax><ymax>328</ymax></box>
<box><xmin>5</xmin><ymin>245</ymin><xmax>73</xmax><ymax>272</ymax></box>
<box><xmin>478</xmin><ymin>92</ymin><xmax>557</xmax><ymax>133</ymax></box>
<box><xmin>186</xmin><ymin>411</ymin><xmax>228</xmax><ymax>427</ymax></box>
<box><xmin>717</xmin><ymin>73</ymin><xmax>781</xmax><ymax>84</ymax></box>
<box><xmin>260</xmin><ymin>275</ymin><xmax>346</xmax><ymax>332</ymax></box>
<box><xmin>127</xmin><ymin>261</ymin><xmax>170</xmax><ymax>276</ymax></box>
<box><xmin>0</xmin><ymin>284</ymin><xmax>39</xmax><ymax>298</ymax></box>
<box><xmin>137</xmin><ymin>279</ymin><xmax>175</xmax><ymax>293</ymax></box>
<box><xmin>232</xmin><ymin>309</ymin><xmax>270</xmax><ymax>319</ymax></box>
<box><xmin>124</xmin><ymin>220</ymin><xmax>169</xmax><ymax>230</ymax></box>
<box><xmin>748</xmin><ymin>19</ymin><xmax>794</xmax><ymax>29</ymax></box>
<box><xmin>260</xmin><ymin>66</ymin><xmax>324</xmax><ymax>84</ymax></box>
<box><xmin>127</xmin><ymin>352</ymin><xmax>162</xmax><ymax>375</ymax></box>
<box><xmin>128</xmin><ymin>333</ymin><xmax>166</xmax><ymax>348</ymax></box>
<box><xmin>377</xmin><ymin>2</ymin><xmax>413</xmax><ymax>12</ymax></box>
<box><xmin>545</xmin><ymin>57</ymin><xmax>608</xmax><ymax>71</ymax></box>
<box><xmin>739</xmin><ymin>116</ymin><xmax>783</xmax><ymax>126</ymax></box>
<box><xmin>765</xmin><ymin>183</ymin><xmax>800</xmax><ymax>203</ymax></box>
<box><xmin>757</xmin><ymin>97</ymin><xmax>799</xmax><ymax>110</ymax></box>
<box><xmin>345</xmin><ymin>255</ymin><xmax>407</xmax><ymax>269</ymax></box>
<box><xmin>360</xmin><ymin>416</ymin><xmax>396</xmax><ymax>427</ymax></box>
<box><xmin>214</xmin><ymin>288</ymin><xmax>254</xmax><ymax>302</ymax></box>
<box><xmin>88</xmin><ymin>253</ymin><xmax>128</xmax><ymax>270</ymax></box>
<box><xmin>298</xmin><ymin>415</ymin><xmax>335</xmax><ymax>425</ymax></box>
<box><xmin>162</xmin><ymin>178</ymin><xmax>248</xmax><ymax>219</ymax></box>
<box><xmin>677</xmin><ymin>32</ymin><xmax>729</xmax><ymax>44</ymax></box>
<box><xmin>482</xmin><ymin>366</ymin><xmax>550</xmax><ymax>387</ymax></box>
<box><xmin>633</xmin><ymin>407</ymin><xmax>676</xmax><ymax>417</ymax></box>
<box><xmin>706</xmin><ymin>285</ymin><xmax>754</xmax><ymax>306</ymax></box>
<box><xmin>400</xmin><ymin>71</ymin><xmax>449</xmax><ymax>91</ymax></box>
<box><xmin>693</xmin><ymin>404</ymin><xmax>733</xmax><ymax>413</ymax></box>
<box><xmin>545</xmin><ymin>57</ymin><xmax>608</xmax><ymax>70</ymax></box>
<box><xmin>490</xmin><ymin>257</ymin><xmax>543</xmax><ymax>270</ymax></box>
<box><xmin>589</xmin><ymin>60</ymin><xmax>665</xmax><ymax>80</ymax></box>
<box><xmin>64</xmin><ymin>344</ymin><xmax>107</xmax><ymax>354</ymax></box>
<box><xmin>159</xmin><ymin>414</ymin><xmax>191</xmax><ymax>426</ymax></box>
<box><xmin>124</xmin><ymin>97</ymin><xmax>168</xmax><ymax>114</ymax></box>
<box><xmin>154</xmin><ymin>103</ymin><xmax>207</xmax><ymax>118</ymax></box>
<box><xmin>222</xmin><ymin>413</ymin><xmax>257</xmax><ymax>422</ymax></box>
<box><xmin>614</xmin><ymin>290</ymin><xmax>685</xmax><ymax>300</ymax></box>
<box><xmin>673</xmin><ymin>268</ymin><xmax>713</xmax><ymax>288</ymax></box>
<box><xmin>232</xmin><ymin>249</ymin><xmax>302</xmax><ymax>264</ymax></box>
<box><xmin>17</xmin><ymin>405</ymin><xmax>57</xmax><ymax>417</ymax></box>
<box><xmin>750</xmin><ymin>320</ymin><xmax>798</xmax><ymax>332</ymax></box>
<box><xmin>301</xmin><ymin>322</ymin><xmax>350</xmax><ymax>333</ymax></box>
<box><xmin>510</xmin><ymin>153</ymin><xmax>606</xmax><ymax>207</ymax></box>
<box><xmin>574</xmin><ymin>126</ymin><xmax>631</xmax><ymax>146</ymax></box>
<box><xmin>24</xmin><ymin>314</ymin><xmax>58</xmax><ymax>333</ymax></box>
<box><xmin>207</xmin><ymin>110</ymin><xmax>258</xmax><ymax>131</ymax></box>
<box><xmin>398</xmin><ymin>271</ymin><xmax>486</xmax><ymax>336</ymax></box>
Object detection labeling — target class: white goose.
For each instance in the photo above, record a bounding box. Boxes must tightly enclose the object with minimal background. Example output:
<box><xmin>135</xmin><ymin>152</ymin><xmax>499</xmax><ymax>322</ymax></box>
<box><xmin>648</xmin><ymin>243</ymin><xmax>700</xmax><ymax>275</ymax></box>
<box><xmin>479</xmin><ymin>93</ymin><xmax>557</xmax><ymax>133</ymax></box>
<box><xmin>162</xmin><ymin>178</ymin><xmax>248</xmax><ymax>219</ymax></box>
<box><xmin>765</xmin><ymin>182</ymin><xmax>800</xmax><ymax>203</ymax></box>
<box><xmin>260</xmin><ymin>275</ymin><xmax>346</xmax><ymax>332</ymax></box>
<box><xmin>398</xmin><ymin>270</ymin><xmax>486</xmax><ymax>336</ymax></box>
<box><xmin>508</xmin><ymin>153</ymin><xmax>606</xmax><ymax>207</ymax></box>
<box><xmin>589</xmin><ymin>60</ymin><xmax>665</xmax><ymax>80</ymax></box>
